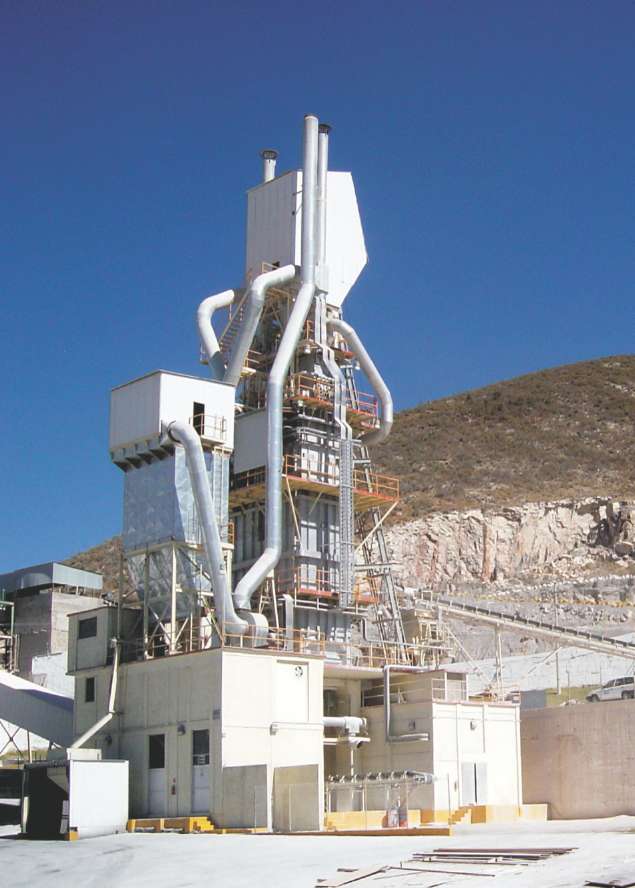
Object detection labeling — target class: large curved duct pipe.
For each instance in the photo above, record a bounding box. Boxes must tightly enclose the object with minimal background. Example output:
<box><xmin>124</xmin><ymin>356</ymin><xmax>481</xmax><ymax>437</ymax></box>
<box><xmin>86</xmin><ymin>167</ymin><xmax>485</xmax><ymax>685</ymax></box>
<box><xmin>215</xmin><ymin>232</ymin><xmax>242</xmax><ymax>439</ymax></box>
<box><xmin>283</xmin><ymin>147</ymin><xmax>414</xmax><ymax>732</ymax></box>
<box><xmin>197</xmin><ymin>290</ymin><xmax>235</xmax><ymax>381</ymax></box>
<box><xmin>223</xmin><ymin>264</ymin><xmax>296</xmax><ymax>388</ymax></box>
<box><xmin>166</xmin><ymin>420</ymin><xmax>249</xmax><ymax>637</ymax></box>
<box><xmin>327</xmin><ymin>317</ymin><xmax>393</xmax><ymax>446</ymax></box>
<box><xmin>233</xmin><ymin>114</ymin><xmax>319</xmax><ymax>611</ymax></box>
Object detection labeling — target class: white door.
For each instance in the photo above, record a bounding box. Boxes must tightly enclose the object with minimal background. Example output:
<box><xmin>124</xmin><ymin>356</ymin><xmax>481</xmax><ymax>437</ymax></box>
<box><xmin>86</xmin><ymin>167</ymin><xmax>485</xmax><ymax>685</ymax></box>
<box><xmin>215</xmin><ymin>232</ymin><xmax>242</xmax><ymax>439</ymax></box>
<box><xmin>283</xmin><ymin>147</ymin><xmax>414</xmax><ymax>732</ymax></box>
<box><xmin>148</xmin><ymin>733</ymin><xmax>166</xmax><ymax>816</ymax></box>
<box><xmin>191</xmin><ymin>729</ymin><xmax>210</xmax><ymax>814</ymax></box>
<box><xmin>460</xmin><ymin>762</ymin><xmax>476</xmax><ymax>806</ymax></box>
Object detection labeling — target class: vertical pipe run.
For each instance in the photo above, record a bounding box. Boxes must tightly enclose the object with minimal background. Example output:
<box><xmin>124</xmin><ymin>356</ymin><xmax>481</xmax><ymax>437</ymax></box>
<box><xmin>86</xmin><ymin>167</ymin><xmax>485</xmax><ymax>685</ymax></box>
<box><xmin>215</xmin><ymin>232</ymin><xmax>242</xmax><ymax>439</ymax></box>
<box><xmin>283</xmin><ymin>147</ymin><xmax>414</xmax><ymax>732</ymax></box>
<box><xmin>233</xmin><ymin>114</ymin><xmax>319</xmax><ymax>611</ymax></box>
<box><xmin>316</xmin><ymin>124</ymin><xmax>331</xmax><ymax>271</ymax></box>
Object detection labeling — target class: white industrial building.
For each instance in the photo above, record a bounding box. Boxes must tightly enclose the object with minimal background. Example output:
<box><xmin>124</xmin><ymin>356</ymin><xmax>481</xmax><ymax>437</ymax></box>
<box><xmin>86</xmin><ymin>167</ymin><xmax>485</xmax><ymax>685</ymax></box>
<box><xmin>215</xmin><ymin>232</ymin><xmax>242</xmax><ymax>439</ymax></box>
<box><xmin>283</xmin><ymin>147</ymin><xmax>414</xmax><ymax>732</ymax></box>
<box><xmin>41</xmin><ymin>115</ymin><xmax>530</xmax><ymax>836</ymax></box>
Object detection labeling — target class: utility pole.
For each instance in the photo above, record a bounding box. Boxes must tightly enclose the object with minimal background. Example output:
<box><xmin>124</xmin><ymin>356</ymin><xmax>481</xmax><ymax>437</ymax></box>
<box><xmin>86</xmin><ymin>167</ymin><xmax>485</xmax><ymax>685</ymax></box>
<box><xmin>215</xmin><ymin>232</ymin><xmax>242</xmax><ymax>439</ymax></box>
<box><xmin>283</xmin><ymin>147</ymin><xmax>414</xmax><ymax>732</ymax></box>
<box><xmin>553</xmin><ymin>585</ymin><xmax>561</xmax><ymax>695</ymax></box>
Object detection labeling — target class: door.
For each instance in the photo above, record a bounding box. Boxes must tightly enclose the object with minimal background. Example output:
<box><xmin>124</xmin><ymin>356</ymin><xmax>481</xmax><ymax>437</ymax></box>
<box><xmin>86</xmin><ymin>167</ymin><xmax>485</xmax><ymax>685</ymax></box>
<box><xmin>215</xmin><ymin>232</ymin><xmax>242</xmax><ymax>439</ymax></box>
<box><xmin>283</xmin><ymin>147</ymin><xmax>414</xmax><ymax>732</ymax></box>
<box><xmin>601</xmin><ymin>679</ymin><xmax>617</xmax><ymax>701</ymax></box>
<box><xmin>460</xmin><ymin>762</ymin><xmax>488</xmax><ymax>806</ymax></box>
<box><xmin>191</xmin><ymin>729</ymin><xmax>210</xmax><ymax>814</ymax></box>
<box><xmin>460</xmin><ymin>762</ymin><xmax>476</xmax><ymax>806</ymax></box>
<box><xmin>148</xmin><ymin>733</ymin><xmax>166</xmax><ymax>816</ymax></box>
<box><xmin>474</xmin><ymin>762</ymin><xmax>488</xmax><ymax>804</ymax></box>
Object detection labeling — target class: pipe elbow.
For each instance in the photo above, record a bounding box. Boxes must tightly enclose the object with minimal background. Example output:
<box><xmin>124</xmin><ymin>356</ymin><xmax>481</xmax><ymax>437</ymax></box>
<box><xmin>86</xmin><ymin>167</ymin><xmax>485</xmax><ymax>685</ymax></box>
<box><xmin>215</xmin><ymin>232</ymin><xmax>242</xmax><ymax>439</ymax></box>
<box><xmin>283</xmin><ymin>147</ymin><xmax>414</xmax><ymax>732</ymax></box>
<box><xmin>223</xmin><ymin>265</ymin><xmax>296</xmax><ymax>387</ymax></box>
<box><xmin>197</xmin><ymin>289</ymin><xmax>235</xmax><ymax>381</ymax></box>
<box><xmin>327</xmin><ymin>317</ymin><xmax>393</xmax><ymax>446</ymax></box>
<box><xmin>252</xmin><ymin>264</ymin><xmax>296</xmax><ymax>303</ymax></box>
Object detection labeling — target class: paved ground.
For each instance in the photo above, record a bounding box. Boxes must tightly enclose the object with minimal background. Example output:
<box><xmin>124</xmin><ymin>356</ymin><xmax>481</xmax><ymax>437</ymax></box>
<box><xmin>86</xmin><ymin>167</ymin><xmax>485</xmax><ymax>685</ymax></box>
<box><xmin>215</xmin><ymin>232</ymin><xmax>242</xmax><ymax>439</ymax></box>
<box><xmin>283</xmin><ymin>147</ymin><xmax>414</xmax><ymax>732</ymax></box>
<box><xmin>1</xmin><ymin>817</ymin><xmax>635</xmax><ymax>887</ymax></box>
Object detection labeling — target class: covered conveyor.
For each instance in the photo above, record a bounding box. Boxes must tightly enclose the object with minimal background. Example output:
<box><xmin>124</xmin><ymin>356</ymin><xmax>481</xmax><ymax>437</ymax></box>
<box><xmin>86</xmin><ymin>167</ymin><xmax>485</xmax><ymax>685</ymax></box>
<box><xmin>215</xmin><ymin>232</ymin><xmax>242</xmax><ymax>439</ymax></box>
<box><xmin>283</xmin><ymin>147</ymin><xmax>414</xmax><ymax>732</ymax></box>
<box><xmin>0</xmin><ymin>670</ymin><xmax>73</xmax><ymax>748</ymax></box>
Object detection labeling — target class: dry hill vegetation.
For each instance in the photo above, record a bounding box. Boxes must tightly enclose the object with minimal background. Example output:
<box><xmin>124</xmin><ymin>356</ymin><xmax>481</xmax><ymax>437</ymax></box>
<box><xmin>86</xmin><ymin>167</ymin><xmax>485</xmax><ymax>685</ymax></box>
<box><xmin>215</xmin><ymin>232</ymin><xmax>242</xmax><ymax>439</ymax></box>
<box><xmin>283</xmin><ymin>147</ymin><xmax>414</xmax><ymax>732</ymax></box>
<box><xmin>374</xmin><ymin>354</ymin><xmax>635</xmax><ymax>521</ymax></box>
<box><xmin>65</xmin><ymin>535</ymin><xmax>124</xmax><ymax>597</ymax></box>
<box><xmin>64</xmin><ymin>355</ymin><xmax>635</xmax><ymax>583</ymax></box>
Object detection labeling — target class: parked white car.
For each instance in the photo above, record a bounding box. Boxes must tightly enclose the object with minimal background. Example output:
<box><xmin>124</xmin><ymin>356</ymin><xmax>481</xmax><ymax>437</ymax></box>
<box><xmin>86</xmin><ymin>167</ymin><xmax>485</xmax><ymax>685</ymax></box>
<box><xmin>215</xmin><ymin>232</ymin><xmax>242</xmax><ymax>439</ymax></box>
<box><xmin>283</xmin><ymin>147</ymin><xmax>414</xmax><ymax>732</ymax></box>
<box><xmin>586</xmin><ymin>677</ymin><xmax>635</xmax><ymax>703</ymax></box>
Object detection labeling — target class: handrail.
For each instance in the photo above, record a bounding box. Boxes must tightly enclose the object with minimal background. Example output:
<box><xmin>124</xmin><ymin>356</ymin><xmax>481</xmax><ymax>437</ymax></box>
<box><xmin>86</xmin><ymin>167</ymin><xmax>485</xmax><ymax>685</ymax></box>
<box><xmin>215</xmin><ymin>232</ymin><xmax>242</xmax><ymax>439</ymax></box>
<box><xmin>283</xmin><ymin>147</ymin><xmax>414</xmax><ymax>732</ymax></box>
<box><xmin>230</xmin><ymin>459</ymin><xmax>399</xmax><ymax>502</ymax></box>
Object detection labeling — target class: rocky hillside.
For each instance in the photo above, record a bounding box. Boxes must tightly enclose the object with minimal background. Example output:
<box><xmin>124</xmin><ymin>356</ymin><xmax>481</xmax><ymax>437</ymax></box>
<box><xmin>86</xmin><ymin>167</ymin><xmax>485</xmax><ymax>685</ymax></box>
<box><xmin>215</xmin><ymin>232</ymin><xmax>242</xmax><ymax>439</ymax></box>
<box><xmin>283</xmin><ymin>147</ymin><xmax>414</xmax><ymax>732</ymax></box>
<box><xmin>374</xmin><ymin>354</ymin><xmax>635</xmax><ymax>521</ymax></box>
<box><xmin>387</xmin><ymin>498</ymin><xmax>635</xmax><ymax>590</ymax></box>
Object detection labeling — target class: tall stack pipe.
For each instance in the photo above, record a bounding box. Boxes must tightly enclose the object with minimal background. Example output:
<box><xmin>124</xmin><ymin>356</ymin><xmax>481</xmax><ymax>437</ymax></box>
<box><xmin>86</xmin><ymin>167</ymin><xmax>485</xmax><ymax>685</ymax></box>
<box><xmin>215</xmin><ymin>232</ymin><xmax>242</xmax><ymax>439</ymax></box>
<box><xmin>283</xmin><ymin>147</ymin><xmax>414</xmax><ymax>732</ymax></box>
<box><xmin>233</xmin><ymin>114</ymin><xmax>319</xmax><ymax>611</ymax></box>
<box><xmin>316</xmin><ymin>123</ymin><xmax>331</xmax><ymax>270</ymax></box>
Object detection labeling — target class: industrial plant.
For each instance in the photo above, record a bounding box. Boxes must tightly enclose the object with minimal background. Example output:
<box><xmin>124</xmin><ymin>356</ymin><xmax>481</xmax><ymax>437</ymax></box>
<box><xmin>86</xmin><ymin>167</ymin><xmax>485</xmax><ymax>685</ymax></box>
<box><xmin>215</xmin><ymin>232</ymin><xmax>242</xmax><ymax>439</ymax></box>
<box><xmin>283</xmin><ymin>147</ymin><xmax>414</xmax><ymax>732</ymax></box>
<box><xmin>2</xmin><ymin>114</ymin><xmax>635</xmax><ymax>848</ymax></box>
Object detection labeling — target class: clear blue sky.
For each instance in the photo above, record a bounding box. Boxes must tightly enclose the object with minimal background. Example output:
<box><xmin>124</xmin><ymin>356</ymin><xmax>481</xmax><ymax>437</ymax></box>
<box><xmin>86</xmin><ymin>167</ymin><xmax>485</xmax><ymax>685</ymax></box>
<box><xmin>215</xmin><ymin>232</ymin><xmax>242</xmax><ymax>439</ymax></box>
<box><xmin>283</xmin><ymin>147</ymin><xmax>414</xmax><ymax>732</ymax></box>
<box><xmin>1</xmin><ymin>1</ymin><xmax>633</xmax><ymax>570</ymax></box>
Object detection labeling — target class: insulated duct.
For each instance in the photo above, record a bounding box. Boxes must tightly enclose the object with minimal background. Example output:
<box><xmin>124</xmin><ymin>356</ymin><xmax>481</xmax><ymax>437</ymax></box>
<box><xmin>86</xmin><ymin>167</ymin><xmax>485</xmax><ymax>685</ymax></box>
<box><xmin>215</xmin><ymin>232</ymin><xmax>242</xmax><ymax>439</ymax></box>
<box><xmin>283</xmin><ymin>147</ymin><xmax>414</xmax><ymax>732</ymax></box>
<box><xmin>166</xmin><ymin>420</ymin><xmax>251</xmax><ymax>637</ymax></box>
<box><xmin>233</xmin><ymin>114</ymin><xmax>319</xmax><ymax>611</ymax></box>
<box><xmin>327</xmin><ymin>317</ymin><xmax>393</xmax><ymax>446</ymax></box>
<box><xmin>316</xmin><ymin>123</ymin><xmax>331</xmax><ymax>281</ymax></box>
<box><xmin>223</xmin><ymin>264</ymin><xmax>296</xmax><ymax>388</ymax></box>
<box><xmin>197</xmin><ymin>289</ymin><xmax>235</xmax><ymax>380</ymax></box>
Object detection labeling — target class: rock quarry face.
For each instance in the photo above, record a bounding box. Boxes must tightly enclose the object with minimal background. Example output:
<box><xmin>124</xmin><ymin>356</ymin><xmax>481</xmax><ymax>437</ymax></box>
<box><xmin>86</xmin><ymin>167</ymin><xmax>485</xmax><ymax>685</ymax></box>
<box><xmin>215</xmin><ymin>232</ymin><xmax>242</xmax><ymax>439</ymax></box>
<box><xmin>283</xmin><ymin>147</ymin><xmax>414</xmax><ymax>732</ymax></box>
<box><xmin>386</xmin><ymin>498</ymin><xmax>634</xmax><ymax>589</ymax></box>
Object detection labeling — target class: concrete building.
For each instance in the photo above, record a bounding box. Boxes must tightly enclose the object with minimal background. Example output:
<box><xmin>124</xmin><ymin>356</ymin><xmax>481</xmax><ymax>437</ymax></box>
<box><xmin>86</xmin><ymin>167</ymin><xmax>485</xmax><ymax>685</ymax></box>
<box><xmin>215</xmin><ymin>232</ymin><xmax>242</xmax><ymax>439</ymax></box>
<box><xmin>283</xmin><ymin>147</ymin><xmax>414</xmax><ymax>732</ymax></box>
<box><xmin>0</xmin><ymin>561</ymin><xmax>102</xmax><ymax>688</ymax></box>
<box><xmin>69</xmin><ymin>605</ymin><xmax>324</xmax><ymax>830</ymax></box>
<box><xmin>0</xmin><ymin>562</ymin><xmax>102</xmax><ymax>760</ymax></box>
<box><xmin>522</xmin><ymin>700</ymin><xmax>635</xmax><ymax>819</ymax></box>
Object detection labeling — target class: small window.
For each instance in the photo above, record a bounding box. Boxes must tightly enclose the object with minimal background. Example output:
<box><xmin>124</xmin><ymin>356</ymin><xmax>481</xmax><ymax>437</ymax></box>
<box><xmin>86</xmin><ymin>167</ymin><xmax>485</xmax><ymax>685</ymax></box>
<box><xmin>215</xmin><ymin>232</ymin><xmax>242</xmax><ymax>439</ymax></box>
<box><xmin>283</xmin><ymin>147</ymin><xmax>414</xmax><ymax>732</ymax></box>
<box><xmin>78</xmin><ymin>616</ymin><xmax>97</xmax><ymax>639</ymax></box>
<box><xmin>193</xmin><ymin>402</ymin><xmax>205</xmax><ymax>436</ymax></box>
<box><xmin>149</xmin><ymin>733</ymin><xmax>165</xmax><ymax>770</ymax></box>
<box><xmin>85</xmin><ymin>677</ymin><xmax>95</xmax><ymax>703</ymax></box>
<box><xmin>192</xmin><ymin>729</ymin><xmax>210</xmax><ymax>766</ymax></box>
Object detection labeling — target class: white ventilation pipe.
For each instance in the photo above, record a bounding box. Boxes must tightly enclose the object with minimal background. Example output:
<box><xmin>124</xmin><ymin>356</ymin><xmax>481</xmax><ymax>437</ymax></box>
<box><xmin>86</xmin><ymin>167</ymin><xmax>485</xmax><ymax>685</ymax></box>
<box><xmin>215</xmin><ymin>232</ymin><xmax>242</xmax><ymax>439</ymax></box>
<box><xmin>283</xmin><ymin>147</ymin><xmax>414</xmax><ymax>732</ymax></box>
<box><xmin>167</xmin><ymin>420</ymin><xmax>249</xmax><ymax>637</ymax></box>
<box><xmin>197</xmin><ymin>289</ymin><xmax>235</xmax><ymax>380</ymax></box>
<box><xmin>260</xmin><ymin>148</ymin><xmax>278</xmax><ymax>182</ymax></box>
<box><xmin>327</xmin><ymin>317</ymin><xmax>393</xmax><ymax>446</ymax></box>
<box><xmin>384</xmin><ymin>664</ymin><xmax>430</xmax><ymax>743</ymax></box>
<box><xmin>70</xmin><ymin>640</ymin><xmax>120</xmax><ymax>749</ymax></box>
<box><xmin>233</xmin><ymin>114</ymin><xmax>319</xmax><ymax>611</ymax></box>
<box><xmin>224</xmin><ymin>264</ymin><xmax>296</xmax><ymax>388</ymax></box>
<box><xmin>316</xmin><ymin>123</ymin><xmax>331</xmax><ymax>272</ymax></box>
<box><xmin>323</xmin><ymin>716</ymin><xmax>367</xmax><ymax>735</ymax></box>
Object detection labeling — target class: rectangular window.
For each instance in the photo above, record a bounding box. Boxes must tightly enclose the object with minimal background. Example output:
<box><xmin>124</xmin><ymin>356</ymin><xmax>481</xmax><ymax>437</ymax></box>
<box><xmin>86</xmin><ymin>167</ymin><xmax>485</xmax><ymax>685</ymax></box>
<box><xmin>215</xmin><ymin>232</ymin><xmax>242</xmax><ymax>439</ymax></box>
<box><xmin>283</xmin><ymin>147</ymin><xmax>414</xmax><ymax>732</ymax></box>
<box><xmin>85</xmin><ymin>676</ymin><xmax>95</xmax><ymax>703</ymax></box>
<box><xmin>78</xmin><ymin>617</ymin><xmax>97</xmax><ymax>639</ymax></box>
<box><xmin>193</xmin><ymin>401</ymin><xmax>205</xmax><ymax>436</ymax></box>
<box><xmin>192</xmin><ymin>729</ymin><xmax>210</xmax><ymax>766</ymax></box>
<box><xmin>148</xmin><ymin>734</ymin><xmax>165</xmax><ymax>770</ymax></box>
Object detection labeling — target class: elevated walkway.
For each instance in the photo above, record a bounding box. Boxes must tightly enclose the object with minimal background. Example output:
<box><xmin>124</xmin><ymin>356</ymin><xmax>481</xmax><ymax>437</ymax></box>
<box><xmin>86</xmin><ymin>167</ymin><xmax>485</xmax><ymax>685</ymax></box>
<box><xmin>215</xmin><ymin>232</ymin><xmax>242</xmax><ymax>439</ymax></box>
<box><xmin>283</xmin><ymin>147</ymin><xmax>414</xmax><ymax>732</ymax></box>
<box><xmin>0</xmin><ymin>670</ymin><xmax>73</xmax><ymax>748</ymax></box>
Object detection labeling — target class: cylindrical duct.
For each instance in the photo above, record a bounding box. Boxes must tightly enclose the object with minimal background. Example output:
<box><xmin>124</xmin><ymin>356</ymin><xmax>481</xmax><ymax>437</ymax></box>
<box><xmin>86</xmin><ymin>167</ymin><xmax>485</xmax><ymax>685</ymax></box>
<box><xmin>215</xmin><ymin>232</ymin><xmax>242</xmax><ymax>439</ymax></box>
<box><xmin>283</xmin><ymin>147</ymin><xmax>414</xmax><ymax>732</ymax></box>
<box><xmin>316</xmin><ymin>124</ymin><xmax>331</xmax><ymax>267</ymax></box>
<box><xmin>233</xmin><ymin>114</ymin><xmax>319</xmax><ymax>611</ymax></box>
<box><xmin>260</xmin><ymin>149</ymin><xmax>278</xmax><ymax>183</ymax></box>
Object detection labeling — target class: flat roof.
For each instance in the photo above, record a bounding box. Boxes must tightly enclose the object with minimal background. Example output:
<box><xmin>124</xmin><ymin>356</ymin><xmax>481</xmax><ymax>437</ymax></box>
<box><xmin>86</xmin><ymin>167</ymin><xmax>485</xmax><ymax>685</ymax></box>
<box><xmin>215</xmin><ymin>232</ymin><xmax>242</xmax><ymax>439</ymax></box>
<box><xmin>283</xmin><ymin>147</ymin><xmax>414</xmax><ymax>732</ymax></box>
<box><xmin>111</xmin><ymin>369</ymin><xmax>233</xmax><ymax>393</ymax></box>
<box><xmin>0</xmin><ymin>562</ymin><xmax>103</xmax><ymax>597</ymax></box>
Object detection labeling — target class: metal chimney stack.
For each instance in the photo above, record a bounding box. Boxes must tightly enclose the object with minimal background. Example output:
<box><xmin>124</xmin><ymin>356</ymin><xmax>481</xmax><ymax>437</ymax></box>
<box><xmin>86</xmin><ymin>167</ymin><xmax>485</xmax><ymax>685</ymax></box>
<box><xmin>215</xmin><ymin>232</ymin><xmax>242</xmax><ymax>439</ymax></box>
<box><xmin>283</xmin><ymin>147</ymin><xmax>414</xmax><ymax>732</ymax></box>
<box><xmin>260</xmin><ymin>149</ymin><xmax>278</xmax><ymax>183</ymax></box>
